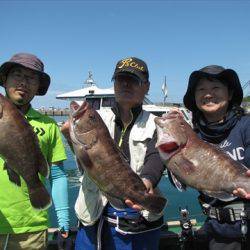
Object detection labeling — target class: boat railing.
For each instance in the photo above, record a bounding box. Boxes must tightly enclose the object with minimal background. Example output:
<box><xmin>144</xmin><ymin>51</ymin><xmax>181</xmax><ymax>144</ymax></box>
<box><xmin>47</xmin><ymin>218</ymin><xmax>208</xmax><ymax>250</ymax></box>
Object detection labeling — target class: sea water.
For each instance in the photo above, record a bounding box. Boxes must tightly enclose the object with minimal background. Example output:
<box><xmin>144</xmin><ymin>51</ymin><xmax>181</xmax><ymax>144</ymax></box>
<box><xmin>49</xmin><ymin>116</ymin><xmax>205</xmax><ymax>228</ymax></box>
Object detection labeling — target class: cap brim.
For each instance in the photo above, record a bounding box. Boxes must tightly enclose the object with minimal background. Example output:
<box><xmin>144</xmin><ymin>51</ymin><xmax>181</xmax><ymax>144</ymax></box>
<box><xmin>112</xmin><ymin>71</ymin><xmax>142</xmax><ymax>83</ymax></box>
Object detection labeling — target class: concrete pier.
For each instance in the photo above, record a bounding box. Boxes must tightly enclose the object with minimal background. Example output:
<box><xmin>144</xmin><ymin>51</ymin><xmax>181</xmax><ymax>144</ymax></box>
<box><xmin>36</xmin><ymin>108</ymin><xmax>70</xmax><ymax>116</ymax></box>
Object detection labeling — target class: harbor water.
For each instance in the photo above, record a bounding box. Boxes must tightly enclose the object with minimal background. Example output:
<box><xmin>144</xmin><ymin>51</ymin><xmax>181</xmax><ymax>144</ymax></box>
<box><xmin>49</xmin><ymin>116</ymin><xmax>205</xmax><ymax>228</ymax></box>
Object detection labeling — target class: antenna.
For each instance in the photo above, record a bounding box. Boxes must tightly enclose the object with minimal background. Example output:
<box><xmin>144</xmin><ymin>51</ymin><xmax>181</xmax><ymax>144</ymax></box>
<box><xmin>84</xmin><ymin>71</ymin><xmax>96</xmax><ymax>87</ymax></box>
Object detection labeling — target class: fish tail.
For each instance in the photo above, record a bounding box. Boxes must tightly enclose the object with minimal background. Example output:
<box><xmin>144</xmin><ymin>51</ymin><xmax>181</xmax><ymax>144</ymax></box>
<box><xmin>142</xmin><ymin>194</ymin><xmax>167</xmax><ymax>214</ymax></box>
<box><xmin>28</xmin><ymin>183</ymin><xmax>52</xmax><ymax>210</ymax></box>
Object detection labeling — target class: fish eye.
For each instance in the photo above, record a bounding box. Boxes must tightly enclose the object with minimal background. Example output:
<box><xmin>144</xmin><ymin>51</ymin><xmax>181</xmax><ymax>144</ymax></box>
<box><xmin>89</xmin><ymin>114</ymin><xmax>95</xmax><ymax>120</ymax></box>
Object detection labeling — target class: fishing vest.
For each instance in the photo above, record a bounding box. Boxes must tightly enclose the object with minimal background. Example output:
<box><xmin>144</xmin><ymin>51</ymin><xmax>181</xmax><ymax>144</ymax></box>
<box><xmin>75</xmin><ymin>109</ymin><xmax>163</xmax><ymax>226</ymax></box>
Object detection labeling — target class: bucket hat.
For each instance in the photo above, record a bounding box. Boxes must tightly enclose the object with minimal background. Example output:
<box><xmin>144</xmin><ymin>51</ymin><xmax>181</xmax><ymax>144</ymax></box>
<box><xmin>0</xmin><ymin>53</ymin><xmax>50</xmax><ymax>95</ymax></box>
<box><xmin>112</xmin><ymin>57</ymin><xmax>149</xmax><ymax>83</ymax></box>
<box><xmin>183</xmin><ymin>65</ymin><xmax>243</xmax><ymax>112</ymax></box>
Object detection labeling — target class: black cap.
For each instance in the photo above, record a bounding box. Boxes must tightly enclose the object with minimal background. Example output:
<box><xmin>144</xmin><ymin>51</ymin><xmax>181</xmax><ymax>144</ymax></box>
<box><xmin>0</xmin><ymin>53</ymin><xmax>50</xmax><ymax>96</ymax></box>
<box><xmin>112</xmin><ymin>57</ymin><xmax>149</xmax><ymax>83</ymax></box>
<box><xmin>183</xmin><ymin>65</ymin><xmax>243</xmax><ymax>112</ymax></box>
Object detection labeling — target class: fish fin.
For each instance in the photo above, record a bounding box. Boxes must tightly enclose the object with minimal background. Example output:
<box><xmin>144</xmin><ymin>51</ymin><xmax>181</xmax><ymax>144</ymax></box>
<box><xmin>203</xmin><ymin>190</ymin><xmax>235</xmax><ymax>201</ymax></box>
<box><xmin>37</xmin><ymin>154</ymin><xmax>50</xmax><ymax>178</ymax></box>
<box><xmin>75</xmin><ymin>147</ymin><xmax>92</xmax><ymax>170</ymax></box>
<box><xmin>177</xmin><ymin>157</ymin><xmax>196</xmax><ymax>174</ymax></box>
<box><xmin>28</xmin><ymin>182</ymin><xmax>52</xmax><ymax>210</ymax></box>
<box><xmin>104</xmin><ymin>192</ymin><xmax>127</xmax><ymax>210</ymax></box>
<box><xmin>141</xmin><ymin>193</ymin><xmax>167</xmax><ymax>214</ymax></box>
<box><xmin>170</xmin><ymin>171</ymin><xmax>186</xmax><ymax>191</ymax></box>
<box><xmin>76</xmin><ymin>157</ymin><xmax>84</xmax><ymax>174</ymax></box>
<box><xmin>5</xmin><ymin>163</ymin><xmax>21</xmax><ymax>186</ymax></box>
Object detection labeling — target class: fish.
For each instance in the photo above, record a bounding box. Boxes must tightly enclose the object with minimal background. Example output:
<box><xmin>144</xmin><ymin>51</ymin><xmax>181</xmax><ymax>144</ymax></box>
<box><xmin>69</xmin><ymin>100</ymin><xmax>167</xmax><ymax>214</ymax></box>
<box><xmin>155</xmin><ymin>110</ymin><xmax>250</xmax><ymax>200</ymax></box>
<box><xmin>0</xmin><ymin>94</ymin><xmax>51</xmax><ymax>209</ymax></box>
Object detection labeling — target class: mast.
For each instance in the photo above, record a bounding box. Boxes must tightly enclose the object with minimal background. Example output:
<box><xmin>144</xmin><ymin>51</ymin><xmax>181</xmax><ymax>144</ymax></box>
<box><xmin>161</xmin><ymin>76</ymin><xmax>168</xmax><ymax>105</ymax></box>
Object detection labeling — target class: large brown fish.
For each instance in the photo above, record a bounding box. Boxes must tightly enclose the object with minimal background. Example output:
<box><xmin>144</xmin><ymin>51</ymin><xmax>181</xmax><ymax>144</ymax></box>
<box><xmin>69</xmin><ymin>101</ymin><xmax>166</xmax><ymax>214</ymax></box>
<box><xmin>155</xmin><ymin>111</ymin><xmax>250</xmax><ymax>200</ymax></box>
<box><xmin>0</xmin><ymin>94</ymin><xmax>51</xmax><ymax>209</ymax></box>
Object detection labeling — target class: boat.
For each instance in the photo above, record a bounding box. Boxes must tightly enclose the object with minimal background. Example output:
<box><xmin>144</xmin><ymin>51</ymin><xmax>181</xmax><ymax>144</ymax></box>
<box><xmin>56</xmin><ymin>71</ymin><xmax>192</xmax><ymax>124</ymax></box>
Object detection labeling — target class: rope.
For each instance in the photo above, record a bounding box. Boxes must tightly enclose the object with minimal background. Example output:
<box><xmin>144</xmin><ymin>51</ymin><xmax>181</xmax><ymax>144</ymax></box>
<box><xmin>4</xmin><ymin>234</ymin><xmax>9</xmax><ymax>250</ymax></box>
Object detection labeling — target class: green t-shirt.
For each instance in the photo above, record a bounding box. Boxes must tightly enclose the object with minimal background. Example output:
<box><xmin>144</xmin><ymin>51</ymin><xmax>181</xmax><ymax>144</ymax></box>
<box><xmin>0</xmin><ymin>107</ymin><xmax>67</xmax><ymax>234</ymax></box>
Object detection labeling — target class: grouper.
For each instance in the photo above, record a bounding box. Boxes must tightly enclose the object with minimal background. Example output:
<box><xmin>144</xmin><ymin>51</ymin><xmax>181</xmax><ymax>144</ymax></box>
<box><xmin>69</xmin><ymin>101</ymin><xmax>167</xmax><ymax>214</ymax></box>
<box><xmin>0</xmin><ymin>94</ymin><xmax>51</xmax><ymax>209</ymax></box>
<box><xmin>155</xmin><ymin>111</ymin><xmax>250</xmax><ymax>200</ymax></box>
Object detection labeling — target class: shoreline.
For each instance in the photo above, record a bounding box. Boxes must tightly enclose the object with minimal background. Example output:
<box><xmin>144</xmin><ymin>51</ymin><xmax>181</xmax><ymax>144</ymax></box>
<box><xmin>36</xmin><ymin>108</ymin><xmax>70</xmax><ymax>116</ymax></box>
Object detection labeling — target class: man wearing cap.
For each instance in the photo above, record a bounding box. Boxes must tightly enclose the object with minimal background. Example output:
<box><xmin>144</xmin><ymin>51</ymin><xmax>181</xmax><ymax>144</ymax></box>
<box><xmin>62</xmin><ymin>57</ymin><xmax>165</xmax><ymax>250</ymax></box>
<box><xmin>182</xmin><ymin>65</ymin><xmax>250</xmax><ymax>249</ymax></box>
<box><xmin>0</xmin><ymin>53</ymin><xmax>69</xmax><ymax>250</ymax></box>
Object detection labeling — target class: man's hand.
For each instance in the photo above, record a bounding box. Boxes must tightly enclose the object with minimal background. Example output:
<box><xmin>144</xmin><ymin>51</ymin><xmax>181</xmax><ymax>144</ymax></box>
<box><xmin>125</xmin><ymin>178</ymin><xmax>153</xmax><ymax>211</ymax></box>
<box><xmin>60</xmin><ymin>120</ymin><xmax>70</xmax><ymax>139</ymax></box>
<box><xmin>60</xmin><ymin>231</ymin><xmax>69</xmax><ymax>238</ymax></box>
<box><xmin>57</xmin><ymin>230</ymin><xmax>72</xmax><ymax>250</ymax></box>
<box><xmin>232</xmin><ymin>170</ymin><xmax>250</xmax><ymax>199</ymax></box>
<box><xmin>60</xmin><ymin>120</ymin><xmax>74</xmax><ymax>153</ymax></box>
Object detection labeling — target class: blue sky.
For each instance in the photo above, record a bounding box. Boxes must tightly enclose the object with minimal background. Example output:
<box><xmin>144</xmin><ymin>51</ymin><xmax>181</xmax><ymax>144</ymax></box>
<box><xmin>0</xmin><ymin>0</ymin><xmax>250</xmax><ymax>108</ymax></box>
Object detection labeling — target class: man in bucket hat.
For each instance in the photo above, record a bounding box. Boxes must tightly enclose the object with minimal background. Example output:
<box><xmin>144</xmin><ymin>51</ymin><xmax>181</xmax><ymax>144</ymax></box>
<box><xmin>0</xmin><ymin>53</ymin><xmax>69</xmax><ymax>250</ymax></box>
<box><xmin>182</xmin><ymin>65</ymin><xmax>250</xmax><ymax>249</ymax></box>
<box><xmin>61</xmin><ymin>57</ymin><xmax>166</xmax><ymax>250</ymax></box>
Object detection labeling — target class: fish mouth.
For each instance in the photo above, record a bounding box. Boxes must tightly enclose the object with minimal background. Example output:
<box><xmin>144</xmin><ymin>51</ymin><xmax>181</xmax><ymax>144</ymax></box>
<box><xmin>70</xmin><ymin>101</ymin><xmax>88</xmax><ymax>121</ymax></box>
<box><xmin>69</xmin><ymin>101</ymin><xmax>92</xmax><ymax>146</ymax></box>
<box><xmin>158</xmin><ymin>142</ymin><xmax>180</xmax><ymax>154</ymax></box>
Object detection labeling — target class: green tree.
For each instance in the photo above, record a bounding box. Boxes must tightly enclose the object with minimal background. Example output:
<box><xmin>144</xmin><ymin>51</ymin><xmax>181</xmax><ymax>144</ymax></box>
<box><xmin>243</xmin><ymin>96</ymin><xmax>250</xmax><ymax>102</ymax></box>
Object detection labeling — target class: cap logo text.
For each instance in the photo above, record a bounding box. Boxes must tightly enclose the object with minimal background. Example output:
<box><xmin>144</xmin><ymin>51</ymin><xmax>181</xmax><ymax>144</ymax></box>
<box><xmin>118</xmin><ymin>58</ymin><xmax>144</xmax><ymax>71</ymax></box>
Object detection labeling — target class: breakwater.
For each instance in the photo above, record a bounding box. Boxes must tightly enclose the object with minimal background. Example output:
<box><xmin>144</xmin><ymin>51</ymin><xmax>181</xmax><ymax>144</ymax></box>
<box><xmin>36</xmin><ymin>108</ymin><xmax>70</xmax><ymax>116</ymax></box>
<box><xmin>37</xmin><ymin>103</ymin><xmax>250</xmax><ymax>116</ymax></box>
